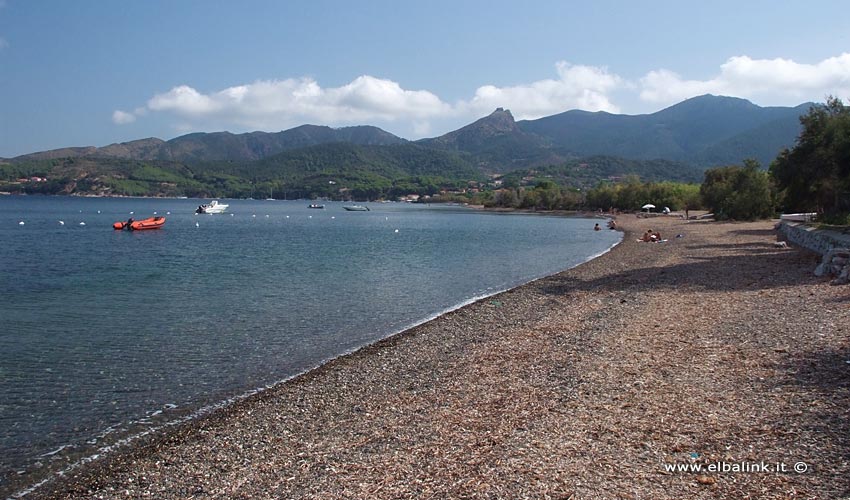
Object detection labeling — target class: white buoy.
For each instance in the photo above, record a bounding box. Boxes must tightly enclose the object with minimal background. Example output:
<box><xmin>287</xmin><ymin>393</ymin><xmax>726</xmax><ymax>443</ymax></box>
<box><xmin>18</xmin><ymin>221</ymin><xmax>24</xmax><ymax>225</ymax></box>
<box><xmin>308</xmin><ymin>215</ymin><xmax>312</xmax><ymax>219</ymax></box>
<box><xmin>195</xmin><ymin>222</ymin><xmax>199</xmax><ymax>228</ymax></box>
<box><xmin>252</xmin><ymin>214</ymin><xmax>256</xmax><ymax>218</ymax></box>
<box><xmin>265</xmin><ymin>214</ymin><xmax>269</xmax><ymax>218</ymax></box>
<box><xmin>331</xmin><ymin>216</ymin><xmax>335</xmax><ymax>219</ymax></box>
<box><xmin>153</xmin><ymin>211</ymin><xmax>157</xmax><ymax>215</ymax></box>
<box><xmin>166</xmin><ymin>211</ymin><xmax>171</xmax><ymax>215</ymax></box>
<box><xmin>58</xmin><ymin>221</ymin><xmax>65</xmax><ymax>225</ymax></box>
<box><xmin>394</xmin><ymin>229</ymin><xmax>399</xmax><ymax>233</ymax></box>
<box><xmin>79</xmin><ymin>222</ymin><xmax>86</xmax><ymax>226</ymax></box>
<box><xmin>97</xmin><ymin>210</ymin><xmax>101</xmax><ymax>214</ymax></box>
<box><xmin>129</xmin><ymin>211</ymin><xmax>134</xmax><ymax>215</ymax></box>
<box><xmin>230</xmin><ymin>214</ymin><xmax>234</xmax><ymax>217</ymax></box>
<box><xmin>286</xmin><ymin>215</ymin><xmax>290</xmax><ymax>219</ymax></box>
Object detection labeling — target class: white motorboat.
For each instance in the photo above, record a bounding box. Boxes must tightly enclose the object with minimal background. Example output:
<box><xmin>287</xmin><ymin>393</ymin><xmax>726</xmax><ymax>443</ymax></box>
<box><xmin>343</xmin><ymin>205</ymin><xmax>370</xmax><ymax>211</ymax></box>
<box><xmin>196</xmin><ymin>200</ymin><xmax>229</xmax><ymax>214</ymax></box>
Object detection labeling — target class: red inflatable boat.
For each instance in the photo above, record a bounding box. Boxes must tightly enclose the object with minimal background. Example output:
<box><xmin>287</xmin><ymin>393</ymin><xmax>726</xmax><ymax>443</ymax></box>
<box><xmin>113</xmin><ymin>216</ymin><xmax>166</xmax><ymax>231</ymax></box>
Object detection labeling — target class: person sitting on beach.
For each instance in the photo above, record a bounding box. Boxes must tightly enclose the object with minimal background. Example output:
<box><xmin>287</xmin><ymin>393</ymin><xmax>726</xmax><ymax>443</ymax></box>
<box><xmin>641</xmin><ymin>229</ymin><xmax>653</xmax><ymax>242</ymax></box>
<box><xmin>652</xmin><ymin>231</ymin><xmax>662</xmax><ymax>241</ymax></box>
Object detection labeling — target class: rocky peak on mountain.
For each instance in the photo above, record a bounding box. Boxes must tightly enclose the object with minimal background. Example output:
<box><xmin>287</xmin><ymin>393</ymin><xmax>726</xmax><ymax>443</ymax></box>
<box><xmin>422</xmin><ymin>108</ymin><xmax>527</xmax><ymax>149</ymax></box>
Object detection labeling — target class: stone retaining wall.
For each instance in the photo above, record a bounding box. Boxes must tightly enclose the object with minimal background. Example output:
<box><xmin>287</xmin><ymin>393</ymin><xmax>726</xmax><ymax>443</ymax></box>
<box><xmin>776</xmin><ymin>221</ymin><xmax>850</xmax><ymax>255</ymax></box>
<box><xmin>778</xmin><ymin>221</ymin><xmax>850</xmax><ymax>284</ymax></box>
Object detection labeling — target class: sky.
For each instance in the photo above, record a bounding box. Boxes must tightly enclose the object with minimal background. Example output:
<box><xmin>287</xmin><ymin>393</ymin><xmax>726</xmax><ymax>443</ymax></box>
<box><xmin>1</xmin><ymin>0</ymin><xmax>849</xmax><ymax>157</ymax></box>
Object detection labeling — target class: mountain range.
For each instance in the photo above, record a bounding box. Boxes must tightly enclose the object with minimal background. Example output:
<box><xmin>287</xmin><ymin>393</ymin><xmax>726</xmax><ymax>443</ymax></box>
<box><xmin>519</xmin><ymin>95</ymin><xmax>811</xmax><ymax>168</ymax></box>
<box><xmin>11</xmin><ymin>125</ymin><xmax>407</xmax><ymax>163</ymax></box>
<box><xmin>1</xmin><ymin>95</ymin><xmax>813</xmax><ymax>198</ymax></box>
<box><xmin>9</xmin><ymin>94</ymin><xmax>810</xmax><ymax>171</ymax></box>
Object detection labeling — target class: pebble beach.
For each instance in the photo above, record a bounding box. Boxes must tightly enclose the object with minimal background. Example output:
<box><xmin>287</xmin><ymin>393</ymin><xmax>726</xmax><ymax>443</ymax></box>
<box><xmin>29</xmin><ymin>215</ymin><xmax>850</xmax><ymax>499</ymax></box>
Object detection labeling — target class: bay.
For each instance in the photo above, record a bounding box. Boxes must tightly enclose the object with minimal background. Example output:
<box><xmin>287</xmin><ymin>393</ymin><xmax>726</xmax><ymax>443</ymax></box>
<box><xmin>0</xmin><ymin>195</ymin><xmax>620</xmax><ymax>493</ymax></box>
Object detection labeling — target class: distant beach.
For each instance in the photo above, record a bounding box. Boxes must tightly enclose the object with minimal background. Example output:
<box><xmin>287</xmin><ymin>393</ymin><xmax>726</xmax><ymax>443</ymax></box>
<box><xmin>30</xmin><ymin>215</ymin><xmax>849</xmax><ymax>499</ymax></box>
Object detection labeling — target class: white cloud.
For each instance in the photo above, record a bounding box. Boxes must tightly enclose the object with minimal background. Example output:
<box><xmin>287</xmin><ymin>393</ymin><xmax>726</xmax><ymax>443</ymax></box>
<box><xmin>460</xmin><ymin>61</ymin><xmax>625</xmax><ymax>119</ymax></box>
<box><xmin>640</xmin><ymin>53</ymin><xmax>850</xmax><ymax>107</ymax></box>
<box><xmin>144</xmin><ymin>76</ymin><xmax>451</xmax><ymax>131</ymax></box>
<box><xmin>329</xmin><ymin>76</ymin><xmax>451</xmax><ymax>120</ymax></box>
<box><xmin>112</xmin><ymin>110</ymin><xmax>136</xmax><ymax>124</ymax></box>
<box><xmin>148</xmin><ymin>85</ymin><xmax>222</xmax><ymax>115</ymax></box>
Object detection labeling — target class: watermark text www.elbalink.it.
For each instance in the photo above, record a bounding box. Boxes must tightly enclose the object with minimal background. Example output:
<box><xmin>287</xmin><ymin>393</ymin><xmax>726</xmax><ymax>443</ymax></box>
<box><xmin>664</xmin><ymin>460</ymin><xmax>809</xmax><ymax>474</ymax></box>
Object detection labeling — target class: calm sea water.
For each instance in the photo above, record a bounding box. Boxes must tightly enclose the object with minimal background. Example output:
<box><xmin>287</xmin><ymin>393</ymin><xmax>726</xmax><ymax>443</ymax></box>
<box><xmin>0</xmin><ymin>196</ymin><xmax>619</xmax><ymax>493</ymax></box>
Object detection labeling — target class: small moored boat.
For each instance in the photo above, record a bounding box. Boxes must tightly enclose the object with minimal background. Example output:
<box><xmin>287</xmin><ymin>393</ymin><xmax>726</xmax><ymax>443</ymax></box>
<box><xmin>343</xmin><ymin>205</ymin><xmax>370</xmax><ymax>211</ymax></box>
<box><xmin>308</xmin><ymin>204</ymin><xmax>325</xmax><ymax>209</ymax></box>
<box><xmin>196</xmin><ymin>200</ymin><xmax>229</xmax><ymax>214</ymax></box>
<box><xmin>113</xmin><ymin>216</ymin><xmax>166</xmax><ymax>231</ymax></box>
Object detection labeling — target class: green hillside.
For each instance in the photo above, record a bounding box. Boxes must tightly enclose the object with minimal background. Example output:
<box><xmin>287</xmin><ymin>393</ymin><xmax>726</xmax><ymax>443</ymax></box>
<box><xmin>0</xmin><ymin>143</ymin><xmax>482</xmax><ymax>200</ymax></box>
<box><xmin>498</xmin><ymin>156</ymin><xmax>703</xmax><ymax>190</ymax></box>
<box><xmin>14</xmin><ymin>125</ymin><xmax>407</xmax><ymax>163</ymax></box>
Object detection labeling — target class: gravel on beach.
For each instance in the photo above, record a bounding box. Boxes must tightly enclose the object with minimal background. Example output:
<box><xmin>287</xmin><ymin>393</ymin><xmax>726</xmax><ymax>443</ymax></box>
<box><xmin>31</xmin><ymin>215</ymin><xmax>850</xmax><ymax>499</ymax></box>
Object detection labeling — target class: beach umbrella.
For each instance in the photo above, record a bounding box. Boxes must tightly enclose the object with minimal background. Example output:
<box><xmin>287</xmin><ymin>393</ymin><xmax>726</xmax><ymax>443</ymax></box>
<box><xmin>642</xmin><ymin>203</ymin><xmax>655</xmax><ymax>210</ymax></box>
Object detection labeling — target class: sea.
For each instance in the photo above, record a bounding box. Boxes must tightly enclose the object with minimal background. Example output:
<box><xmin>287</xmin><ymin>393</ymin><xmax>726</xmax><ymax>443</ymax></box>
<box><xmin>0</xmin><ymin>195</ymin><xmax>620</xmax><ymax>496</ymax></box>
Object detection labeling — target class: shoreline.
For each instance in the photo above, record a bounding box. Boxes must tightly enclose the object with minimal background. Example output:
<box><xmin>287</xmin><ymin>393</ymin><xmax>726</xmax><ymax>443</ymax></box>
<box><xmin>25</xmin><ymin>215</ymin><xmax>850</xmax><ymax>498</ymax></box>
<box><xmin>7</xmin><ymin>215</ymin><xmax>623</xmax><ymax>499</ymax></box>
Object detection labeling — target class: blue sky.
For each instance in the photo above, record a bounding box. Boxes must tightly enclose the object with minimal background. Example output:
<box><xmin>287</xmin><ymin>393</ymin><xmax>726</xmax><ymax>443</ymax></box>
<box><xmin>1</xmin><ymin>0</ymin><xmax>849</xmax><ymax>157</ymax></box>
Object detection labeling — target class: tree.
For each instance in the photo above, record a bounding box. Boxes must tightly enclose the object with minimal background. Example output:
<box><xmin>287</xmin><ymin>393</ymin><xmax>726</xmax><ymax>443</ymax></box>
<box><xmin>484</xmin><ymin>188</ymin><xmax>519</xmax><ymax>208</ymax></box>
<box><xmin>770</xmin><ymin>97</ymin><xmax>850</xmax><ymax>216</ymax></box>
<box><xmin>532</xmin><ymin>180</ymin><xmax>562</xmax><ymax>210</ymax></box>
<box><xmin>677</xmin><ymin>184</ymin><xmax>703</xmax><ymax>220</ymax></box>
<box><xmin>615</xmin><ymin>176</ymin><xmax>648</xmax><ymax>211</ymax></box>
<box><xmin>701</xmin><ymin>159</ymin><xmax>773</xmax><ymax>220</ymax></box>
<box><xmin>585</xmin><ymin>181</ymin><xmax>618</xmax><ymax>210</ymax></box>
